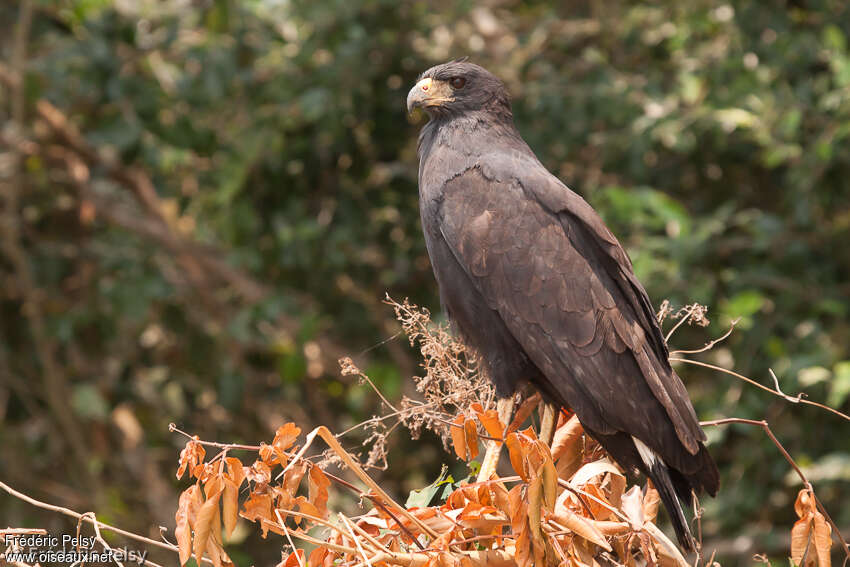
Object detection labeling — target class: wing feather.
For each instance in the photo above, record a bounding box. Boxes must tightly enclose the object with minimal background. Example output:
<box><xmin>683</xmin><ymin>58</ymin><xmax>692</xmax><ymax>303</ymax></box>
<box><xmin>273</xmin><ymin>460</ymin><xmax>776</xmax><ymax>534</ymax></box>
<box><xmin>437</xmin><ymin>162</ymin><xmax>704</xmax><ymax>457</ymax></box>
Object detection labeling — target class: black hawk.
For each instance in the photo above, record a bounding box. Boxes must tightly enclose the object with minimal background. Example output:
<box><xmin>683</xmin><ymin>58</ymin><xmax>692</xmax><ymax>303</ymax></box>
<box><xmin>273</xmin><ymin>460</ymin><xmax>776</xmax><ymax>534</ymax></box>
<box><xmin>406</xmin><ymin>59</ymin><xmax>718</xmax><ymax>551</ymax></box>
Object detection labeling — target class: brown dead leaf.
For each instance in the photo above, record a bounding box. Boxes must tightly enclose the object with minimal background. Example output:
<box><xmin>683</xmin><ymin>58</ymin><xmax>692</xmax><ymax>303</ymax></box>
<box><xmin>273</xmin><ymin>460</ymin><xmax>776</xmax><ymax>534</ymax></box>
<box><xmin>541</xmin><ymin>453</ymin><xmax>558</xmax><ymax>513</ymax></box>
<box><xmin>241</xmin><ymin>490</ymin><xmax>274</xmax><ymax>537</ymax></box>
<box><xmin>222</xmin><ymin>457</ymin><xmax>245</xmax><ymax>537</ymax></box>
<box><xmin>508</xmin><ymin>393</ymin><xmax>541</xmax><ymax>434</ymax></box>
<box><xmin>273</xmin><ymin>423</ymin><xmax>302</xmax><ymax>453</ymax></box>
<box><xmin>295</xmin><ymin>495</ymin><xmax>321</xmax><ymax>521</ymax></box>
<box><xmin>464</xmin><ymin>418</ymin><xmax>480</xmax><ymax>461</ymax></box>
<box><xmin>222</xmin><ymin>479</ymin><xmax>239</xmax><ymax>539</ymax></box>
<box><xmin>571</xmin><ymin>460</ymin><xmax>622</xmax><ymax>488</ymax></box>
<box><xmin>505</xmin><ymin>432</ymin><xmax>528</xmax><ymax>481</ymax></box>
<box><xmin>791</xmin><ymin>488</ymin><xmax>832</xmax><ymax>567</ymax></box>
<box><xmin>582</xmin><ymin>483</ymin><xmax>613</xmax><ymax>520</ymax></box>
<box><xmin>246</xmin><ymin>460</ymin><xmax>272</xmax><ymax>485</ymax></box>
<box><xmin>514</xmin><ymin>524</ymin><xmax>531</xmax><ymax>567</ymax></box>
<box><xmin>644</xmin><ymin>522</ymin><xmax>690</xmax><ymax>567</ymax></box>
<box><xmin>551</xmin><ymin>415</ymin><xmax>584</xmax><ymax>462</ymax></box>
<box><xmin>474</xmin><ymin>407</ymin><xmax>505</xmax><ymax>439</ymax></box>
<box><xmin>308</xmin><ymin>466</ymin><xmax>331</xmax><ymax>519</ymax></box>
<box><xmin>526</xmin><ymin>472</ymin><xmax>547</xmax><ymax>566</ymax></box>
<box><xmin>259</xmin><ymin>443</ymin><xmax>277</xmax><ymax>465</ymax></box>
<box><xmin>621</xmin><ymin>485</ymin><xmax>644</xmax><ymax>530</ymax></box>
<box><xmin>642</xmin><ymin>481</ymin><xmax>660</xmax><ymax>524</ymax></box>
<box><xmin>451</xmin><ymin>415</ymin><xmax>467</xmax><ymax>461</ymax></box>
<box><xmin>307</xmin><ymin>546</ymin><xmax>327</xmax><ymax>567</ymax></box>
<box><xmin>549</xmin><ymin>508</ymin><xmax>612</xmax><ymax>551</ymax></box>
<box><xmin>193</xmin><ymin>487</ymin><xmax>222</xmax><ymax>566</ymax></box>
<box><xmin>508</xmin><ymin>484</ymin><xmax>526</xmax><ymax>534</ymax></box>
<box><xmin>282</xmin><ymin>460</ymin><xmax>308</xmax><ymax>497</ymax></box>
<box><xmin>175</xmin><ymin>485</ymin><xmax>200</xmax><ymax>566</ymax></box>
<box><xmin>281</xmin><ymin>549</ymin><xmax>305</xmax><ymax>567</ymax></box>
<box><xmin>177</xmin><ymin>438</ymin><xmax>206</xmax><ymax>480</ymax></box>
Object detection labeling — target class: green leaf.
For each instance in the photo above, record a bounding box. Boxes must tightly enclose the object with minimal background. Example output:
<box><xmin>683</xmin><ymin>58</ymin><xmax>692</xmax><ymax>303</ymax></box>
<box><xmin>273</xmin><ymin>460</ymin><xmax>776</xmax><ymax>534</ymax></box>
<box><xmin>405</xmin><ymin>465</ymin><xmax>453</xmax><ymax>508</ymax></box>
<box><xmin>71</xmin><ymin>384</ymin><xmax>110</xmax><ymax>422</ymax></box>
<box><xmin>828</xmin><ymin>361</ymin><xmax>850</xmax><ymax>408</ymax></box>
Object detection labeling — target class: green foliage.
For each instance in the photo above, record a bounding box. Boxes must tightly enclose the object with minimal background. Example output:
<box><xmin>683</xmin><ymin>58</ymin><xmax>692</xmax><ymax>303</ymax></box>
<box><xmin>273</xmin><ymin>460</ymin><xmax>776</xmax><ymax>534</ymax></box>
<box><xmin>2</xmin><ymin>0</ymin><xmax>850</xmax><ymax>564</ymax></box>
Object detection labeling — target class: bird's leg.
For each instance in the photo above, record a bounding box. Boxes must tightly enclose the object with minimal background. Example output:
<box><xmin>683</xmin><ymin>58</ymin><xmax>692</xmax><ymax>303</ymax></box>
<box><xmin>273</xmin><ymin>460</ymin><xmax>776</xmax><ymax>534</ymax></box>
<box><xmin>539</xmin><ymin>401</ymin><xmax>557</xmax><ymax>446</ymax></box>
<box><xmin>476</xmin><ymin>396</ymin><xmax>515</xmax><ymax>482</ymax></box>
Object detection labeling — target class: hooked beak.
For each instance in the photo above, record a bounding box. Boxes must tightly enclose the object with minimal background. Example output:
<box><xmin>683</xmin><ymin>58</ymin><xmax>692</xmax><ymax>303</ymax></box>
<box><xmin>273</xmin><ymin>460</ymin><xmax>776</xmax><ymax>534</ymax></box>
<box><xmin>406</xmin><ymin>77</ymin><xmax>453</xmax><ymax>113</ymax></box>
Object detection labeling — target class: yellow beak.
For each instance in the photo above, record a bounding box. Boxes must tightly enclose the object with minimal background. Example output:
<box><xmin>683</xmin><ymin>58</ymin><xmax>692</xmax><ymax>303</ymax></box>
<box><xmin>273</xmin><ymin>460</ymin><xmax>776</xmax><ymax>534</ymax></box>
<box><xmin>406</xmin><ymin>77</ymin><xmax>454</xmax><ymax>113</ymax></box>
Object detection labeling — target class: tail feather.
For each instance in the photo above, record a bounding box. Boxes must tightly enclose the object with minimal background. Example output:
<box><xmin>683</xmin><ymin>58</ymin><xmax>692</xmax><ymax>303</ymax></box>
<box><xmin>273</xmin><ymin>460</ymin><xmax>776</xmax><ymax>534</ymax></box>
<box><xmin>633</xmin><ymin>437</ymin><xmax>696</xmax><ymax>552</ymax></box>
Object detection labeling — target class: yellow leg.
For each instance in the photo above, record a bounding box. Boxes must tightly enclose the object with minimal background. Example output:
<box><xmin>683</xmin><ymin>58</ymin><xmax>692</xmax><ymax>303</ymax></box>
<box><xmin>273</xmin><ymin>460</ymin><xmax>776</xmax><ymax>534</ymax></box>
<box><xmin>539</xmin><ymin>401</ymin><xmax>556</xmax><ymax>446</ymax></box>
<box><xmin>476</xmin><ymin>397</ymin><xmax>515</xmax><ymax>482</ymax></box>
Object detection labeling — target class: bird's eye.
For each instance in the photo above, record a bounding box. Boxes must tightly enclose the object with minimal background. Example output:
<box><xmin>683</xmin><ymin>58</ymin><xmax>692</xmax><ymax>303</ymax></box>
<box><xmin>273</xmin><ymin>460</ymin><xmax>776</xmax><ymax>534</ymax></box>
<box><xmin>450</xmin><ymin>77</ymin><xmax>467</xmax><ymax>89</ymax></box>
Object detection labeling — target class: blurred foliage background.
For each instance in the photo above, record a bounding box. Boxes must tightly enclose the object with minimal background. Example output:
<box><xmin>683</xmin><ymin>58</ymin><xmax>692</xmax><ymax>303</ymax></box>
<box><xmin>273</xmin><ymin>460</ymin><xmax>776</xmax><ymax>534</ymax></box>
<box><xmin>1</xmin><ymin>0</ymin><xmax>849</xmax><ymax>564</ymax></box>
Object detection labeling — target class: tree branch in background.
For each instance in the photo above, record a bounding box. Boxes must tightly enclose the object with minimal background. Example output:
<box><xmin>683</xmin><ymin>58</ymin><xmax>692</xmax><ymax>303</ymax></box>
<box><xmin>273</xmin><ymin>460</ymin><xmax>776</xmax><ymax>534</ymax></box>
<box><xmin>701</xmin><ymin>418</ymin><xmax>850</xmax><ymax>562</ymax></box>
<box><xmin>0</xmin><ymin>61</ymin><xmax>352</xmax><ymax>382</ymax></box>
<box><xmin>0</xmin><ymin>480</ymin><xmax>207</xmax><ymax>567</ymax></box>
<box><xmin>0</xmin><ymin>0</ymin><xmax>93</xmax><ymax>486</ymax></box>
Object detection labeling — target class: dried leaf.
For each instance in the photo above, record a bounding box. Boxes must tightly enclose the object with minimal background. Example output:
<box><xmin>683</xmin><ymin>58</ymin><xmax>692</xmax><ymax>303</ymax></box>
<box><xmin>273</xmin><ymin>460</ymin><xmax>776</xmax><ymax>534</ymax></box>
<box><xmin>505</xmin><ymin>433</ymin><xmax>527</xmax><ymax>481</ymax></box>
<box><xmin>812</xmin><ymin>512</ymin><xmax>832</xmax><ymax>567</ymax></box>
<box><xmin>582</xmin><ymin>483</ymin><xmax>614</xmax><ymax>520</ymax></box>
<box><xmin>550</xmin><ymin>508</ymin><xmax>612</xmax><ymax>551</ymax></box>
<box><xmin>526</xmin><ymin>472</ymin><xmax>546</xmax><ymax>564</ymax></box>
<box><xmin>259</xmin><ymin>443</ymin><xmax>276</xmax><ymax>465</ymax></box>
<box><xmin>475</xmin><ymin>408</ymin><xmax>505</xmax><ymax>439</ymax></box>
<box><xmin>308</xmin><ymin>546</ymin><xmax>328</xmax><ymax>567</ymax></box>
<box><xmin>508</xmin><ymin>484</ymin><xmax>526</xmax><ymax>534</ymax></box>
<box><xmin>225</xmin><ymin>457</ymin><xmax>245</xmax><ymax>488</ymax></box>
<box><xmin>246</xmin><ymin>460</ymin><xmax>272</xmax><ymax>485</ymax></box>
<box><xmin>282</xmin><ymin>460</ymin><xmax>308</xmax><ymax>497</ymax></box>
<box><xmin>175</xmin><ymin>485</ymin><xmax>199</xmax><ymax>566</ymax></box>
<box><xmin>222</xmin><ymin>457</ymin><xmax>245</xmax><ymax>537</ymax></box>
<box><xmin>792</xmin><ymin>488</ymin><xmax>832</xmax><ymax>567</ymax></box>
<box><xmin>621</xmin><ymin>485</ymin><xmax>644</xmax><ymax>530</ymax></box>
<box><xmin>514</xmin><ymin>524</ymin><xmax>531</xmax><ymax>567</ymax></box>
<box><xmin>273</xmin><ymin>423</ymin><xmax>302</xmax><ymax>453</ymax></box>
<box><xmin>541</xmin><ymin>453</ymin><xmax>558</xmax><ymax>513</ymax></box>
<box><xmin>551</xmin><ymin>415</ymin><xmax>584</xmax><ymax>461</ymax></box>
<box><xmin>222</xmin><ymin>478</ymin><xmax>239</xmax><ymax>539</ymax></box>
<box><xmin>508</xmin><ymin>393</ymin><xmax>541</xmax><ymax>434</ymax></box>
<box><xmin>282</xmin><ymin>549</ymin><xmax>305</xmax><ymax>567</ymax></box>
<box><xmin>193</xmin><ymin>488</ymin><xmax>221</xmax><ymax>566</ymax></box>
<box><xmin>644</xmin><ymin>522</ymin><xmax>690</xmax><ymax>567</ymax></box>
<box><xmin>571</xmin><ymin>460</ymin><xmax>622</xmax><ymax>487</ymax></box>
<box><xmin>451</xmin><ymin>415</ymin><xmax>467</xmax><ymax>461</ymax></box>
<box><xmin>464</xmin><ymin>418</ymin><xmax>480</xmax><ymax>461</ymax></box>
<box><xmin>177</xmin><ymin>438</ymin><xmax>206</xmax><ymax>480</ymax></box>
<box><xmin>308</xmin><ymin>466</ymin><xmax>331</xmax><ymax>519</ymax></box>
<box><xmin>642</xmin><ymin>481</ymin><xmax>660</xmax><ymax>524</ymax></box>
<box><xmin>241</xmin><ymin>491</ymin><xmax>274</xmax><ymax>536</ymax></box>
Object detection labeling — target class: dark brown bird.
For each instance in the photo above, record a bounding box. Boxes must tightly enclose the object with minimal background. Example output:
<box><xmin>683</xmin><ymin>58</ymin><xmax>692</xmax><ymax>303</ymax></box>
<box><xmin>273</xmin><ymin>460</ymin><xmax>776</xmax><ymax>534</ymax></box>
<box><xmin>407</xmin><ymin>59</ymin><xmax>718</xmax><ymax>551</ymax></box>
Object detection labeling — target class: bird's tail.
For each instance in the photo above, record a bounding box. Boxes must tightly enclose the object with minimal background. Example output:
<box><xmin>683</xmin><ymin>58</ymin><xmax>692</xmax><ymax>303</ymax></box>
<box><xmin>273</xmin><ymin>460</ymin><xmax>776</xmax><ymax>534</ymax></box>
<box><xmin>633</xmin><ymin>437</ymin><xmax>696</xmax><ymax>552</ymax></box>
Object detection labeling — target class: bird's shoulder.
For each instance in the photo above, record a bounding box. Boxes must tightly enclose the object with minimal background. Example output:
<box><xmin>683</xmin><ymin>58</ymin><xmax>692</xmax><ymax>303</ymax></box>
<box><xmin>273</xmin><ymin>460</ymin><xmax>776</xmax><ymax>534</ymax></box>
<box><xmin>437</xmin><ymin>154</ymin><xmax>671</xmax><ymax>363</ymax></box>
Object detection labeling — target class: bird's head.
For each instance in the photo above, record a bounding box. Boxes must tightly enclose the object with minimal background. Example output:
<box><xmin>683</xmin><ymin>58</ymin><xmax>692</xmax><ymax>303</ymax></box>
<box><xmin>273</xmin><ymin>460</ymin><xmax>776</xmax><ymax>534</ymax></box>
<box><xmin>406</xmin><ymin>59</ymin><xmax>510</xmax><ymax>117</ymax></box>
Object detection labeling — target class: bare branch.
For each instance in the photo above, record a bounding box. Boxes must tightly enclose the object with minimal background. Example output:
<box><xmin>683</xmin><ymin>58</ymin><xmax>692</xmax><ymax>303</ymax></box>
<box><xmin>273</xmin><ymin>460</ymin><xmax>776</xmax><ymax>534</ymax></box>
<box><xmin>0</xmin><ymin>480</ymin><xmax>212</xmax><ymax>566</ymax></box>
<box><xmin>674</xmin><ymin>357</ymin><xmax>850</xmax><ymax>422</ymax></box>
<box><xmin>701</xmin><ymin>418</ymin><xmax>850</xmax><ymax>560</ymax></box>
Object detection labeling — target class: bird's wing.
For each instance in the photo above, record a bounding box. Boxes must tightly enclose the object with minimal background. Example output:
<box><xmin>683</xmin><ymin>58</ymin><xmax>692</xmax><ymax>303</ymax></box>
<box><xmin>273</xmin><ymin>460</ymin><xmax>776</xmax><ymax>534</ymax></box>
<box><xmin>436</xmin><ymin>158</ymin><xmax>705</xmax><ymax>456</ymax></box>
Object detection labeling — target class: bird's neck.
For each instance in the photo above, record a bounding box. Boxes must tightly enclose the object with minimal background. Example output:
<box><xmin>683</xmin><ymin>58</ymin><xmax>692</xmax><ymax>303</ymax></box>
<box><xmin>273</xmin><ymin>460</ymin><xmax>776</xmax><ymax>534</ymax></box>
<box><xmin>418</xmin><ymin>109</ymin><xmax>523</xmax><ymax>161</ymax></box>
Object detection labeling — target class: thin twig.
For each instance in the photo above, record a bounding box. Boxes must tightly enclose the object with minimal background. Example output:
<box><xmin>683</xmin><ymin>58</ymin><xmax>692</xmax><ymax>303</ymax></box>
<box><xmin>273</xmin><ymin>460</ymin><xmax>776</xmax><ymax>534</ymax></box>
<box><xmin>340</xmin><ymin>513</ymin><xmax>376</xmax><ymax>567</ymax></box>
<box><xmin>673</xmin><ymin>357</ymin><xmax>850</xmax><ymax>422</ymax></box>
<box><xmin>701</xmin><ymin>418</ymin><xmax>850</xmax><ymax>560</ymax></box>
<box><xmin>670</xmin><ymin>319</ymin><xmax>738</xmax><ymax>355</ymax></box>
<box><xmin>0</xmin><ymin>480</ymin><xmax>213</xmax><ymax>565</ymax></box>
<box><xmin>274</xmin><ymin>510</ymin><xmax>306</xmax><ymax>567</ymax></box>
<box><xmin>78</xmin><ymin>512</ymin><xmax>125</xmax><ymax>567</ymax></box>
